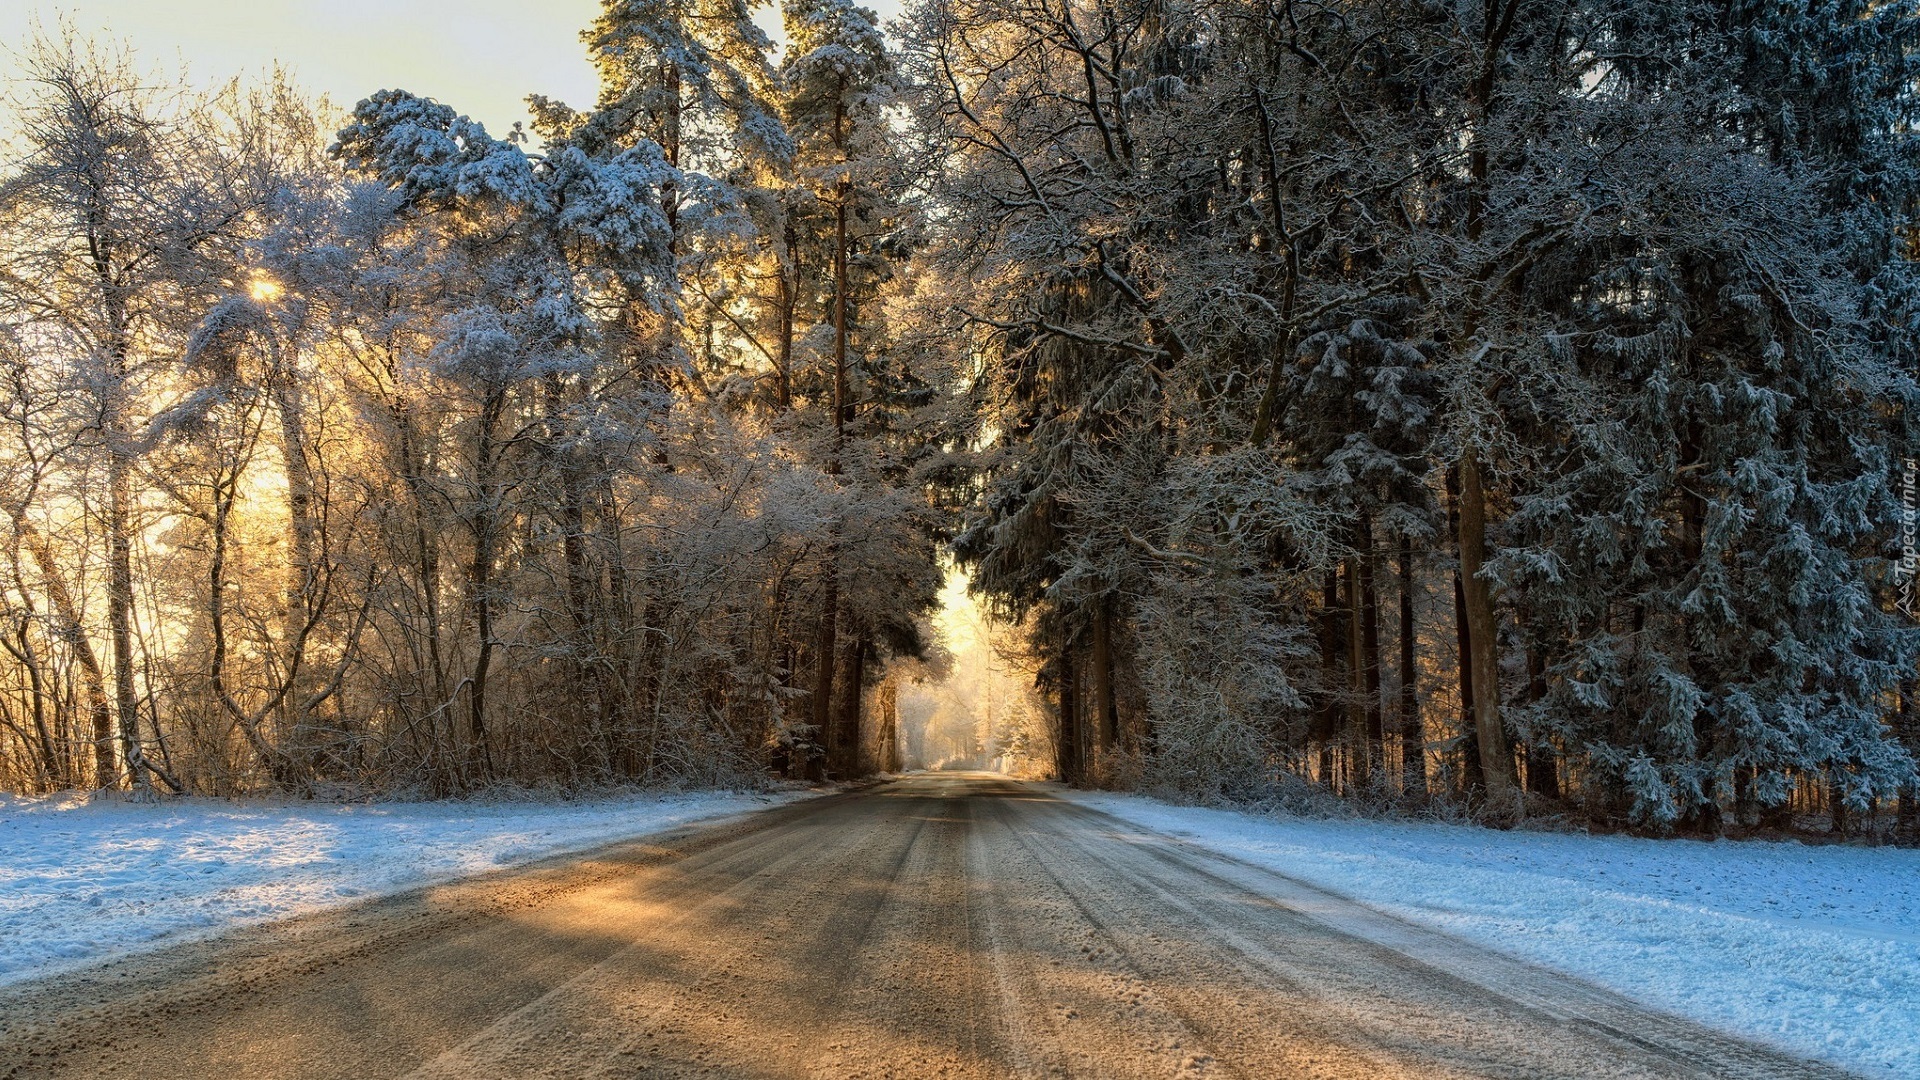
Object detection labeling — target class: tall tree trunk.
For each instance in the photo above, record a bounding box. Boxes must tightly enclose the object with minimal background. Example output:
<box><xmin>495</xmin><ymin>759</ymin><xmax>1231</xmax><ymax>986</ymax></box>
<box><xmin>467</xmin><ymin>548</ymin><xmax>495</xmax><ymax>783</ymax></box>
<box><xmin>634</xmin><ymin>586</ymin><xmax>670</xmax><ymax>779</ymax></box>
<box><xmin>1247</xmin><ymin>84</ymin><xmax>1299</xmax><ymax>449</ymax></box>
<box><xmin>810</xmin><ymin>559</ymin><xmax>839</xmax><ymax>781</ymax></box>
<box><xmin>1057</xmin><ymin>642</ymin><xmax>1082</xmax><ymax>785</ymax></box>
<box><xmin>1344</xmin><ymin>556</ymin><xmax>1368</xmax><ymax>789</ymax></box>
<box><xmin>1316</xmin><ymin>570</ymin><xmax>1342</xmax><ymax>791</ymax></box>
<box><xmin>107</xmin><ymin>403</ymin><xmax>154</xmax><ymax>801</ymax></box>
<box><xmin>1451</xmin><ymin>0</ymin><xmax>1521</xmax><ymax>811</ymax></box>
<box><xmin>1457</xmin><ymin>453</ymin><xmax>1518</xmax><ymax>816</ymax></box>
<box><xmin>598</xmin><ymin>477</ymin><xmax>632</xmax><ymax>732</ymax></box>
<box><xmin>269</xmin><ymin>343</ymin><xmax>320</xmax><ymax>768</ymax></box>
<box><xmin>1525</xmin><ymin>643</ymin><xmax>1560</xmax><ymax>800</ymax></box>
<box><xmin>1358</xmin><ymin>517</ymin><xmax>1385</xmax><ymax>785</ymax></box>
<box><xmin>1448</xmin><ymin>469</ymin><xmax>1482</xmax><ymax>796</ymax></box>
<box><xmin>544</xmin><ymin>373</ymin><xmax>608</xmax><ymax>768</ymax></box>
<box><xmin>1091</xmin><ymin>598</ymin><xmax>1119</xmax><ymax>753</ymax></box>
<box><xmin>660</xmin><ymin>61</ymin><xmax>681</xmax><ymax>244</ymax></box>
<box><xmin>1398</xmin><ymin>536</ymin><xmax>1426</xmax><ymax>801</ymax></box>
<box><xmin>809</xmin><ymin>95</ymin><xmax>854</xmax><ymax>783</ymax></box>
<box><xmin>465</xmin><ymin>390</ymin><xmax>504</xmax><ymax>782</ymax></box>
<box><xmin>1677</xmin><ymin>419</ymin><xmax>1720</xmax><ymax>832</ymax></box>
<box><xmin>833</xmin><ymin>207</ymin><xmax>851</xmax><ymax>434</ymax></box>
<box><xmin>834</xmin><ymin>636</ymin><xmax>867</xmax><ymax>777</ymax></box>
<box><xmin>86</xmin><ymin>170</ymin><xmax>152</xmax><ymax>799</ymax></box>
<box><xmin>391</xmin><ymin>387</ymin><xmax>451</xmax><ymax>787</ymax></box>
<box><xmin>270</xmin><ymin>378</ymin><xmax>317</xmax><ymax>632</ymax></box>
<box><xmin>583</xmin><ymin>479</ymin><xmax>631</xmax><ymax>777</ymax></box>
<box><xmin>875</xmin><ymin>677</ymin><xmax>899</xmax><ymax>773</ymax></box>
<box><xmin>1898</xmin><ymin>679</ymin><xmax>1916</xmax><ymax>835</ymax></box>
<box><xmin>777</xmin><ymin>221</ymin><xmax>797</xmax><ymax>411</ymax></box>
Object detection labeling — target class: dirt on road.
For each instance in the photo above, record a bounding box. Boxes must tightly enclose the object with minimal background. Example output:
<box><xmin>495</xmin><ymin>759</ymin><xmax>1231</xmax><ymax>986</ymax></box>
<box><xmin>0</xmin><ymin>773</ymin><xmax>1857</xmax><ymax>1079</ymax></box>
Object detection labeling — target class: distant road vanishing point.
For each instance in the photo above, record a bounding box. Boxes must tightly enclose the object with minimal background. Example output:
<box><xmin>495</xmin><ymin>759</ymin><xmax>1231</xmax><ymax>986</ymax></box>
<box><xmin>0</xmin><ymin>774</ymin><xmax>1857</xmax><ymax>1079</ymax></box>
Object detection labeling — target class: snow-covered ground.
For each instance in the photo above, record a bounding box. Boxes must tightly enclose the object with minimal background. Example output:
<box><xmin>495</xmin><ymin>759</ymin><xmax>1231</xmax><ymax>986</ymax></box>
<box><xmin>1061</xmin><ymin>789</ymin><xmax>1920</xmax><ymax>1080</ymax></box>
<box><xmin>0</xmin><ymin>787</ymin><xmax>811</xmax><ymax>988</ymax></box>
<box><xmin>6</xmin><ymin>780</ymin><xmax>1913</xmax><ymax>1076</ymax></box>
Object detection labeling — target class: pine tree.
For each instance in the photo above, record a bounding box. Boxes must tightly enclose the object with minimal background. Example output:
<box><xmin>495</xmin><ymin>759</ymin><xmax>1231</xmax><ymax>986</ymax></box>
<box><xmin>1484</xmin><ymin>0</ymin><xmax>1920</xmax><ymax>829</ymax></box>
<box><xmin>780</xmin><ymin>0</ymin><xmax>921</xmax><ymax>777</ymax></box>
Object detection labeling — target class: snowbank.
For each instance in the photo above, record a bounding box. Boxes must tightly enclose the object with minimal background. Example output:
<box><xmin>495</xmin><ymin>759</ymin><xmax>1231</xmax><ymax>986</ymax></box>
<box><xmin>0</xmin><ymin>787</ymin><xmax>810</xmax><ymax>988</ymax></box>
<box><xmin>1060</xmin><ymin>790</ymin><xmax>1920</xmax><ymax>1080</ymax></box>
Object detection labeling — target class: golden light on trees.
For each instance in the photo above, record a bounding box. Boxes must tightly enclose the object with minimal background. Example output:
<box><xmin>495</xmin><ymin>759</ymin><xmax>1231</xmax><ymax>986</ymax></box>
<box><xmin>249</xmin><ymin>276</ymin><xmax>284</xmax><ymax>302</ymax></box>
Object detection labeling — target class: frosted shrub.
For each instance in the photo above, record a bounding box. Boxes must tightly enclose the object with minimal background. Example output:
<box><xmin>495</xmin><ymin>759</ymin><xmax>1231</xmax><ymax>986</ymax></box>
<box><xmin>1135</xmin><ymin>565</ymin><xmax>1308</xmax><ymax>805</ymax></box>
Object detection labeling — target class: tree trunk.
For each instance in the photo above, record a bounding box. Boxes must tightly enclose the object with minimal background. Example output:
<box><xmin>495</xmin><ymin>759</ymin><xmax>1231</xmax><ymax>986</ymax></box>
<box><xmin>830</xmin><ymin>89</ymin><xmax>853</xmax><ymax>435</ymax></box>
<box><xmin>467</xmin><ymin>555</ymin><xmax>495</xmax><ymax>784</ymax></box>
<box><xmin>1344</xmin><ymin>556</ymin><xmax>1368</xmax><ymax>789</ymax></box>
<box><xmin>269</xmin><ymin>342</ymin><xmax>320</xmax><ymax>768</ymax></box>
<box><xmin>1398</xmin><ymin>536</ymin><xmax>1426</xmax><ymax>801</ymax></box>
<box><xmin>270</xmin><ymin>377</ymin><xmax>317</xmax><ymax>630</ymax></box>
<box><xmin>85</xmin><ymin>163</ymin><xmax>152</xmax><ymax>800</ymax></box>
<box><xmin>1316</xmin><ymin>570</ymin><xmax>1342</xmax><ymax>791</ymax></box>
<box><xmin>777</xmin><ymin>221</ymin><xmax>797</xmax><ymax>411</ymax></box>
<box><xmin>107</xmin><ymin>415</ymin><xmax>154</xmax><ymax>801</ymax></box>
<box><xmin>1358</xmin><ymin>517</ymin><xmax>1385</xmax><ymax>785</ymax></box>
<box><xmin>597</xmin><ymin>476</ymin><xmax>633</xmax><ymax>760</ymax></box>
<box><xmin>1448</xmin><ymin>469</ymin><xmax>1482</xmax><ymax>796</ymax></box>
<box><xmin>660</xmin><ymin>60</ymin><xmax>682</xmax><ymax>244</ymax></box>
<box><xmin>634</xmin><ymin>587</ymin><xmax>670</xmax><ymax>779</ymax></box>
<box><xmin>391</xmin><ymin>389</ymin><xmax>451</xmax><ymax>786</ymax></box>
<box><xmin>833</xmin><ymin>205</ymin><xmax>851</xmax><ymax>435</ymax></box>
<box><xmin>1457</xmin><ymin>453</ymin><xmax>1518</xmax><ymax>816</ymax></box>
<box><xmin>875</xmin><ymin>677</ymin><xmax>899</xmax><ymax>773</ymax></box>
<box><xmin>1057</xmin><ymin>642</ymin><xmax>1082</xmax><ymax>785</ymax></box>
<box><xmin>544</xmin><ymin>373</ymin><xmax>609</xmax><ymax>769</ymax></box>
<box><xmin>1899</xmin><ymin>679</ymin><xmax>1916</xmax><ymax>835</ymax></box>
<box><xmin>465</xmin><ymin>391</ymin><xmax>504</xmax><ymax>782</ymax></box>
<box><xmin>1525</xmin><ymin>643</ymin><xmax>1560</xmax><ymax>800</ymax></box>
<box><xmin>834</xmin><ymin>636</ymin><xmax>867</xmax><ymax>777</ymax></box>
<box><xmin>1091</xmin><ymin>598</ymin><xmax>1119</xmax><ymax>753</ymax></box>
<box><xmin>809</xmin><ymin>95</ymin><xmax>853</xmax><ymax>784</ymax></box>
<box><xmin>810</xmin><ymin>558</ymin><xmax>839</xmax><ymax>781</ymax></box>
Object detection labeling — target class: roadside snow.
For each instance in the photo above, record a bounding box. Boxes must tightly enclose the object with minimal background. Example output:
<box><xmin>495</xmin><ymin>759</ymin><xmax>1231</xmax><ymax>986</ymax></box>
<box><xmin>1060</xmin><ymin>790</ymin><xmax>1920</xmax><ymax>1080</ymax></box>
<box><xmin>0</xmin><ymin>787</ymin><xmax>811</xmax><ymax>988</ymax></box>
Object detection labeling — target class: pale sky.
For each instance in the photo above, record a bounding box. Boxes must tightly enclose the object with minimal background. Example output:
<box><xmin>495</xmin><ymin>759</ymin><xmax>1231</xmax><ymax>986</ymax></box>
<box><xmin>0</xmin><ymin>0</ymin><xmax>891</xmax><ymax>139</ymax></box>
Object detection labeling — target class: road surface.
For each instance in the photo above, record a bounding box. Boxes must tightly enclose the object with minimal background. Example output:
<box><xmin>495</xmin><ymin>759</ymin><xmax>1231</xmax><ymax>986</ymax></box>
<box><xmin>0</xmin><ymin>773</ymin><xmax>1855</xmax><ymax>1079</ymax></box>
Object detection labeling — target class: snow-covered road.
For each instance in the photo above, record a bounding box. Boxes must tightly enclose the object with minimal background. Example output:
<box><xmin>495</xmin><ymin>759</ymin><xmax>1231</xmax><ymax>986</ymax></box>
<box><xmin>0</xmin><ymin>775</ymin><xmax>1854</xmax><ymax>1079</ymax></box>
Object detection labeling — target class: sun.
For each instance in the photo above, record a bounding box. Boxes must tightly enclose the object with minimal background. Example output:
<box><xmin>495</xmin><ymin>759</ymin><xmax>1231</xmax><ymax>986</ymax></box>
<box><xmin>249</xmin><ymin>276</ymin><xmax>284</xmax><ymax>303</ymax></box>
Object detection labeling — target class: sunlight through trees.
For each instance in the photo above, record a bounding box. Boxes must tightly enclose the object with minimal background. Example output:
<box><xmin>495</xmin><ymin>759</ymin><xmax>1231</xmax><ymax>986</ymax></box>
<box><xmin>1</xmin><ymin>0</ymin><xmax>1917</xmax><ymax>838</ymax></box>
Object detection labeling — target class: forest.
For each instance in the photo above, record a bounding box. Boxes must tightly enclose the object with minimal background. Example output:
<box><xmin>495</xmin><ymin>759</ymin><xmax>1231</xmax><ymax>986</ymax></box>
<box><xmin>1</xmin><ymin>0</ymin><xmax>1918</xmax><ymax>839</ymax></box>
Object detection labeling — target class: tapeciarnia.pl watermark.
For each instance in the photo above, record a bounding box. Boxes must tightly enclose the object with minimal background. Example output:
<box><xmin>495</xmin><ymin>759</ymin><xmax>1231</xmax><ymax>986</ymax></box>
<box><xmin>1900</xmin><ymin>457</ymin><xmax>1919</xmax><ymax>617</ymax></box>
